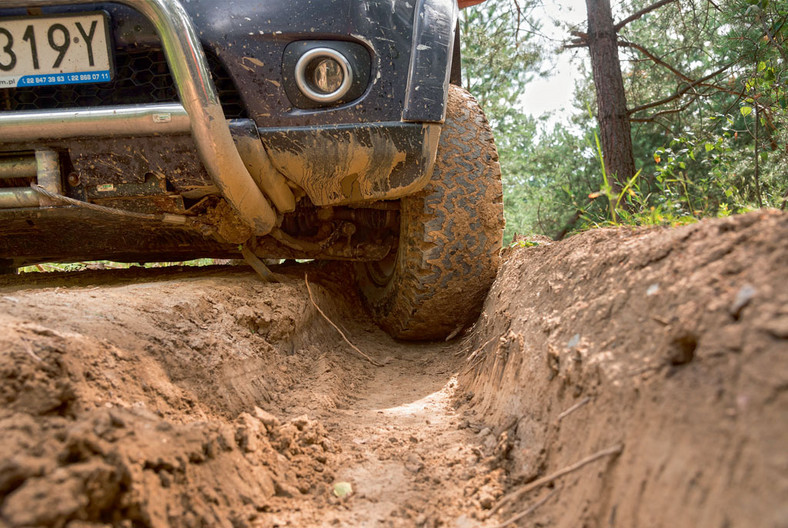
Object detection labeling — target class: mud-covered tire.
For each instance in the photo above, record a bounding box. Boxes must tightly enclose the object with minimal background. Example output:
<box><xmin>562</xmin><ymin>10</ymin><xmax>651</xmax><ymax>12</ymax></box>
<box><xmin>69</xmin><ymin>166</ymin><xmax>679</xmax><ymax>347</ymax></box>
<box><xmin>356</xmin><ymin>85</ymin><xmax>504</xmax><ymax>340</ymax></box>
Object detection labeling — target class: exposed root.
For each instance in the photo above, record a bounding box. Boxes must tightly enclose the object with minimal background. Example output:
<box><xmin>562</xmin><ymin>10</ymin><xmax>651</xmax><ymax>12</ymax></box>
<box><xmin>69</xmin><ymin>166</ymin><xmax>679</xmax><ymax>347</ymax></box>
<box><xmin>557</xmin><ymin>397</ymin><xmax>591</xmax><ymax>422</ymax></box>
<box><xmin>490</xmin><ymin>488</ymin><xmax>558</xmax><ymax>528</ymax></box>
<box><xmin>305</xmin><ymin>274</ymin><xmax>383</xmax><ymax>367</ymax></box>
<box><xmin>488</xmin><ymin>444</ymin><xmax>624</xmax><ymax>517</ymax></box>
<box><xmin>460</xmin><ymin>335</ymin><xmax>497</xmax><ymax>360</ymax></box>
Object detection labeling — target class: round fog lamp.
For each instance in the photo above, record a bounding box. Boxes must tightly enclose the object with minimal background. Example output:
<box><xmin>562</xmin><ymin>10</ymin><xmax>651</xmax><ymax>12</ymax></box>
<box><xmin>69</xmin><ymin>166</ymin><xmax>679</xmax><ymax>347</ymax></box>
<box><xmin>311</xmin><ymin>58</ymin><xmax>344</xmax><ymax>94</ymax></box>
<box><xmin>295</xmin><ymin>48</ymin><xmax>353</xmax><ymax>103</ymax></box>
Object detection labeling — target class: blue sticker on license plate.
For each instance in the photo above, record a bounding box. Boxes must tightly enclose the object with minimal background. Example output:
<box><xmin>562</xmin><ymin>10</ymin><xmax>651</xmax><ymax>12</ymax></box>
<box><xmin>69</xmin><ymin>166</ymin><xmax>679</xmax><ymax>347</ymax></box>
<box><xmin>17</xmin><ymin>70</ymin><xmax>112</xmax><ymax>86</ymax></box>
<box><xmin>0</xmin><ymin>12</ymin><xmax>113</xmax><ymax>89</ymax></box>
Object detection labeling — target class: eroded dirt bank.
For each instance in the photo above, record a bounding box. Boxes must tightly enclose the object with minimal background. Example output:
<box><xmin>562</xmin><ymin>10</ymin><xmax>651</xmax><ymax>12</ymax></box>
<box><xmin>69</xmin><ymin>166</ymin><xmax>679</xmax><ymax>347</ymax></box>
<box><xmin>0</xmin><ymin>210</ymin><xmax>785</xmax><ymax>527</ymax></box>
<box><xmin>460</xmin><ymin>209</ymin><xmax>788</xmax><ymax>527</ymax></box>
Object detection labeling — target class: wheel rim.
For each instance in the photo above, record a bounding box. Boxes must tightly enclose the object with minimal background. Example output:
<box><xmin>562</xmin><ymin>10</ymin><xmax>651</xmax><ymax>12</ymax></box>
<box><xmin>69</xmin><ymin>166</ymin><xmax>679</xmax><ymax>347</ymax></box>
<box><xmin>365</xmin><ymin>249</ymin><xmax>397</xmax><ymax>287</ymax></box>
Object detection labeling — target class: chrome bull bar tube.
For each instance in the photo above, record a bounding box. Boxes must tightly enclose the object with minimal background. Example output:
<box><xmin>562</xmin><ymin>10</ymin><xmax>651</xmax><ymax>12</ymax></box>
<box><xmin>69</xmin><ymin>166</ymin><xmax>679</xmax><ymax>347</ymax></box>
<box><xmin>0</xmin><ymin>150</ymin><xmax>61</xmax><ymax>208</ymax></box>
<box><xmin>0</xmin><ymin>104</ymin><xmax>191</xmax><ymax>142</ymax></box>
<box><xmin>0</xmin><ymin>0</ymin><xmax>276</xmax><ymax>235</ymax></box>
<box><xmin>0</xmin><ymin>154</ymin><xmax>37</xmax><ymax>180</ymax></box>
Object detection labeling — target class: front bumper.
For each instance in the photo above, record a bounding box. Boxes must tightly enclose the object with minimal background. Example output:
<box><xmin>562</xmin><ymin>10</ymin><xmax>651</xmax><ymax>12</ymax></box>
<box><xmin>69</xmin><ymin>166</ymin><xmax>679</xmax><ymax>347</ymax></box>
<box><xmin>260</xmin><ymin>122</ymin><xmax>440</xmax><ymax>206</ymax></box>
<box><xmin>0</xmin><ymin>0</ymin><xmax>277</xmax><ymax>235</ymax></box>
<box><xmin>0</xmin><ymin>0</ymin><xmax>457</xmax><ymax>250</ymax></box>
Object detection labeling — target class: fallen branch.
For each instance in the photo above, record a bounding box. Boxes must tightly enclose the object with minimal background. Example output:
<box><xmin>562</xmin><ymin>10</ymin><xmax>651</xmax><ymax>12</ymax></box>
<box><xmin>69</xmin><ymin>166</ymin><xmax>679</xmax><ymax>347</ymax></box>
<box><xmin>557</xmin><ymin>397</ymin><xmax>591</xmax><ymax>422</ymax></box>
<box><xmin>445</xmin><ymin>323</ymin><xmax>464</xmax><ymax>342</ymax></box>
<box><xmin>304</xmin><ymin>274</ymin><xmax>383</xmax><ymax>367</ymax></box>
<box><xmin>488</xmin><ymin>443</ymin><xmax>624</xmax><ymax>517</ymax></box>
<box><xmin>241</xmin><ymin>245</ymin><xmax>278</xmax><ymax>282</ymax></box>
<box><xmin>554</xmin><ymin>209</ymin><xmax>583</xmax><ymax>241</ymax></box>
<box><xmin>489</xmin><ymin>488</ymin><xmax>558</xmax><ymax>528</ymax></box>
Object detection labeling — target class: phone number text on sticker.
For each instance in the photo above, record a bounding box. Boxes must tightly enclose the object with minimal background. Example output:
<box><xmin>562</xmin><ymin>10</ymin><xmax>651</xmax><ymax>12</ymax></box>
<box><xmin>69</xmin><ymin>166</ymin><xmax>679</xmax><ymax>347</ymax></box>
<box><xmin>17</xmin><ymin>70</ymin><xmax>111</xmax><ymax>87</ymax></box>
<box><xmin>0</xmin><ymin>12</ymin><xmax>113</xmax><ymax>89</ymax></box>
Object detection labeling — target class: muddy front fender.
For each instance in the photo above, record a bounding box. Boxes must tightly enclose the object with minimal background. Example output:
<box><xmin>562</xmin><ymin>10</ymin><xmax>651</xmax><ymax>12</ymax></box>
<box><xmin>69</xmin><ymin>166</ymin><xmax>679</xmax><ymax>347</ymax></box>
<box><xmin>199</xmin><ymin>0</ymin><xmax>458</xmax><ymax>205</ymax></box>
<box><xmin>259</xmin><ymin>123</ymin><xmax>441</xmax><ymax>207</ymax></box>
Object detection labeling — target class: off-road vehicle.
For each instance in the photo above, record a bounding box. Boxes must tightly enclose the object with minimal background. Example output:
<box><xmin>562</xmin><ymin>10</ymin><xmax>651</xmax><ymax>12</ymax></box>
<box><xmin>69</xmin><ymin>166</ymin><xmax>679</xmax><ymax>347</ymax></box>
<box><xmin>0</xmin><ymin>0</ymin><xmax>503</xmax><ymax>339</ymax></box>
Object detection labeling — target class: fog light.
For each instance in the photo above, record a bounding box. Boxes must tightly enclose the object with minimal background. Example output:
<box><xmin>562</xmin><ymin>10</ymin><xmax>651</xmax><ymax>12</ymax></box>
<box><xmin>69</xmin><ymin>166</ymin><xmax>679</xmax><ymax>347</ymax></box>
<box><xmin>311</xmin><ymin>58</ymin><xmax>344</xmax><ymax>94</ymax></box>
<box><xmin>295</xmin><ymin>48</ymin><xmax>353</xmax><ymax>103</ymax></box>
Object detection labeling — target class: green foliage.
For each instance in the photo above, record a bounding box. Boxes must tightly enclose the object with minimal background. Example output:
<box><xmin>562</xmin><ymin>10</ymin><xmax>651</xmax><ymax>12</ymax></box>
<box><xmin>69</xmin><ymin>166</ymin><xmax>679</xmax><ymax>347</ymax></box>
<box><xmin>462</xmin><ymin>0</ymin><xmax>788</xmax><ymax>240</ymax></box>
<box><xmin>461</xmin><ymin>0</ymin><xmax>553</xmax><ymax>242</ymax></box>
<box><xmin>497</xmin><ymin>118</ymin><xmax>601</xmax><ymax>241</ymax></box>
<box><xmin>461</xmin><ymin>0</ymin><xmax>545</xmax><ymax>123</ymax></box>
<box><xmin>509</xmin><ymin>238</ymin><xmax>543</xmax><ymax>248</ymax></box>
<box><xmin>18</xmin><ymin>258</ymin><xmax>222</xmax><ymax>273</ymax></box>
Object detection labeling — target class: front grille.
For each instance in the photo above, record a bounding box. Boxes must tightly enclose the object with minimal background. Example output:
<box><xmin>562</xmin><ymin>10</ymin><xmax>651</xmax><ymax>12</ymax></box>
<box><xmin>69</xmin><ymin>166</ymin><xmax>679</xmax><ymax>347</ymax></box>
<box><xmin>0</xmin><ymin>48</ymin><xmax>247</xmax><ymax>119</ymax></box>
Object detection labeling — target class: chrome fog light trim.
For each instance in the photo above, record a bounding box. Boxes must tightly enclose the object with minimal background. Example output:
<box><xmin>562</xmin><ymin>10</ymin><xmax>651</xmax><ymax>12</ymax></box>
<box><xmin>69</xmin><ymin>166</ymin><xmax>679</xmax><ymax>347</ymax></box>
<box><xmin>294</xmin><ymin>48</ymin><xmax>353</xmax><ymax>103</ymax></box>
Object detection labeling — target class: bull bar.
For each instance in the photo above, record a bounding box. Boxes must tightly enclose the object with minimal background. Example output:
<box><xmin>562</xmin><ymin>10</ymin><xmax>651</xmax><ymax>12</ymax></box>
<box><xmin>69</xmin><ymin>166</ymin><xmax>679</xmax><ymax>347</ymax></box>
<box><xmin>0</xmin><ymin>0</ymin><xmax>277</xmax><ymax>235</ymax></box>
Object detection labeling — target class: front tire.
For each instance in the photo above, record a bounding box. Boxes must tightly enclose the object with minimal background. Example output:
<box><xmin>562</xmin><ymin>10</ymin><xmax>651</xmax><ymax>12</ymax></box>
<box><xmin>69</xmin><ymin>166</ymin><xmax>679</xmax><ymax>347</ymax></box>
<box><xmin>356</xmin><ymin>86</ymin><xmax>504</xmax><ymax>340</ymax></box>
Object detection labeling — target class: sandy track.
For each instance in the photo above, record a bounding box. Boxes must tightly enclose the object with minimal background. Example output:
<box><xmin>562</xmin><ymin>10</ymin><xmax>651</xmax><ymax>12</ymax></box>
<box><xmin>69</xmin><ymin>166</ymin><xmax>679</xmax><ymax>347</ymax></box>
<box><xmin>0</xmin><ymin>210</ymin><xmax>786</xmax><ymax>527</ymax></box>
<box><xmin>0</xmin><ymin>264</ymin><xmax>504</xmax><ymax>527</ymax></box>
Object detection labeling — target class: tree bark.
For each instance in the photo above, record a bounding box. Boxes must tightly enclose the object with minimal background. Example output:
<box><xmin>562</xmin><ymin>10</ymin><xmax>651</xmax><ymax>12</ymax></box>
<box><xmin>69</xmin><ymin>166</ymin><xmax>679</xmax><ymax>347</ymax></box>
<box><xmin>586</xmin><ymin>0</ymin><xmax>636</xmax><ymax>194</ymax></box>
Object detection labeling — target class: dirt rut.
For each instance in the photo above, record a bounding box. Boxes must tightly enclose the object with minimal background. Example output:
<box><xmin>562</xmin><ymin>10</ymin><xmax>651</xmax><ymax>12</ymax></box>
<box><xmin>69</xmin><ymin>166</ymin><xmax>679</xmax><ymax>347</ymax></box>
<box><xmin>0</xmin><ymin>210</ymin><xmax>786</xmax><ymax>527</ymax></box>
<box><xmin>0</xmin><ymin>263</ymin><xmax>503</xmax><ymax>527</ymax></box>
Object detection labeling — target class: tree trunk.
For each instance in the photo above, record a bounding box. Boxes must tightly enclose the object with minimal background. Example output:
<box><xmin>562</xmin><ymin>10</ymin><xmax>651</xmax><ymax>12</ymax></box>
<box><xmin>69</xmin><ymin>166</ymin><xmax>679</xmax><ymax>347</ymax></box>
<box><xmin>586</xmin><ymin>0</ymin><xmax>636</xmax><ymax>195</ymax></box>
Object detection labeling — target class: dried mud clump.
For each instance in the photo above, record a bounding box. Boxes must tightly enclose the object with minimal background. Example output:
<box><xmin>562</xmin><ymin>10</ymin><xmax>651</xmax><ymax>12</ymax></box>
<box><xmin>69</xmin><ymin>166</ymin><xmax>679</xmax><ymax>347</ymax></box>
<box><xmin>0</xmin><ymin>275</ymin><xmax>349</xmax><ymax>528</ymax></box>
<box><xmin>0</xmin><ymin>401</ymin><xmax>337</xmax><ymax>527</ymax></box>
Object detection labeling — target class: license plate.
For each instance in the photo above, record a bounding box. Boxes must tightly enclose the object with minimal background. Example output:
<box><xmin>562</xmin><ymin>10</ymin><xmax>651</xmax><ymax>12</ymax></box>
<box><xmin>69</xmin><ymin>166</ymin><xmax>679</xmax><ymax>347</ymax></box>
<box><xmin>0</xmin><ymin>12</ymin><xmax>113</xmax><ymax>89</ymax></box>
